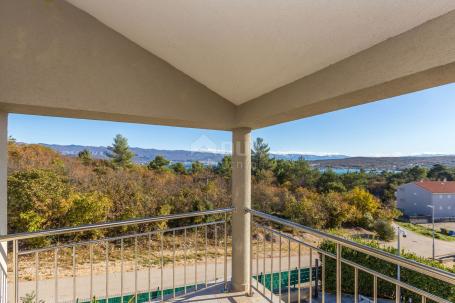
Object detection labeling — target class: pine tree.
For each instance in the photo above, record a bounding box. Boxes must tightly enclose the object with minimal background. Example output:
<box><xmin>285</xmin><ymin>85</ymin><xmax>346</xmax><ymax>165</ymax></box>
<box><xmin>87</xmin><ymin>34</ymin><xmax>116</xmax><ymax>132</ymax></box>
<box><xmin>78</xmin><ymin>149</ymin><xmax>92</xmax><ymax>165</ymax></box>
<box><xmin>251</xmin><ymin>137</ymin><xmax>275</xmax><ymax>179</ymax></box>
<box><xmin>148</xmin><ymin>155</ymin><xmax>170</xmax><ymax>172</ymax></box>
<box><xmin>106</xmin><ymin>134</ymin><xmax>135</xmax><ymax>167</ymax></box>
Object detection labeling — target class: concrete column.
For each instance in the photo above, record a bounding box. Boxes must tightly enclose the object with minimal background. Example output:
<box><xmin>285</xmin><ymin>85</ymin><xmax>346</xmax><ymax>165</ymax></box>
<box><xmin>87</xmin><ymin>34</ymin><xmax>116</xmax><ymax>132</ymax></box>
<box><xmin>0</xmin><ymin>113</ymin><xmax>7</xmax><ymax>303</ymax></box>
<box><xmin>231</xmin><ymin>128</ymin><xmax>251</xmax><ymax>292</ymax></box>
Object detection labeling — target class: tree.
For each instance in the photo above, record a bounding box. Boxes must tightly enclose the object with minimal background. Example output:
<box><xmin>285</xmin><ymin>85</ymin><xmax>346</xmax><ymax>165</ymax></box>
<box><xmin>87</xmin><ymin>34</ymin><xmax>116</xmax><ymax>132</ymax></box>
<box><xmin>78</xmin><ymin>149</ymin><xmax>92</xmax><ymax>165</ymax></box>
<box><xmin>148</xmin><ymin>155</ymin><xmax>170</xmax><ymax>172</ymax></box>
<box><xmin>8</xmin><ymin>169</ymin><xmax>71</xmax><ymax>235</ymax></box>
<box><xmin>317</xmin><ymin>169</ymin><xmax>346</xmax><ymax>193</ymax></box>
<box><xmin>428</xmin><ymin>164</ymin><xmax>454</xmax><ymax>181</ymax></box>
<box><xmin>215</xmin><ymin>155</ymin><xmax>232</xmax><ymax>178</ymax></box>
<box><xmin>171</xmin><ymin>162</ymin><xmax>186</xmax><ymax>174</ymax></box>
<box><xmin>191</xmin><ymin>161</ymin><xmax>204</xmax><ymax>174</ymax></box>
<box><xmin>106</xmin><ymin>134</ymin><xmax>135</xmax><ymax>167</ymax></box>
<box><xmin>252</xmin><ymin>137</ymin><xmax>275</xmax><ymax>180</ymax></box>
<box><xmin>345</xmin><ymin>187</ymin><xmax>382</xmax><ymax>228</ymax></box>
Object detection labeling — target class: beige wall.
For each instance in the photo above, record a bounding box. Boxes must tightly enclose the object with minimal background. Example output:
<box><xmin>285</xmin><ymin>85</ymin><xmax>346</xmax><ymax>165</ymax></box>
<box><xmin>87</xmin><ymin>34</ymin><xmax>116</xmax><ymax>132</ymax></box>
<box><xmin>236</xmin><ymin>10</ymin><xmax>455</xmax><ymax>129</ymax></box>
<box><xmin>0</xmin><ymin>0</ymin><xmax>235</xmax><ymax>130</ymax></box>
<box><xmin>0</xmin><ymin>113</ymin><xmax>7</xmax><ymax>303</ymax></box>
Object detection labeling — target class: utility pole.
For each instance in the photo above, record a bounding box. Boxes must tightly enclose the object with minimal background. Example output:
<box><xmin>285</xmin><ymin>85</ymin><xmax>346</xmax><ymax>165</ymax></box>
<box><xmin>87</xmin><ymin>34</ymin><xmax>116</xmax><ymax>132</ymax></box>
<box><xmin>427</xmin><ymin>205</ymin><xmax>435</xmax><ymax>260</ymax></box>
<box><xmin>396</xmin><ymin>226</ymin><xmax>406</xmax><ymax>281</ymax></box>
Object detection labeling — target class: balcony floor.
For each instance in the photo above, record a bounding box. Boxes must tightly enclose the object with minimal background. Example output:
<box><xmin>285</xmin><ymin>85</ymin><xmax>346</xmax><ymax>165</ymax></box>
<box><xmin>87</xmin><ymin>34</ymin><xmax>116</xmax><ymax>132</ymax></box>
<box><xmin>169</xmin><ymin>283</ymin><xmax>272</xmax><ymax>303</ymax></box>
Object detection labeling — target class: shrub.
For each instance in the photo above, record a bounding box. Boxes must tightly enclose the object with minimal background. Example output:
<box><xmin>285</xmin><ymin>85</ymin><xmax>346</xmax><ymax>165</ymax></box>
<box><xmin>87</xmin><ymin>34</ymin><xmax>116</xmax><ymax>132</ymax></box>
<box><xmin>374</xmin><ymin>220</ymin><xmax>395</xmax><ymax>241</ymax></box>
<box><xmin>320</xmin><ymin>240</ymin><xmax>455</xmax><ymax>302</ymax></box>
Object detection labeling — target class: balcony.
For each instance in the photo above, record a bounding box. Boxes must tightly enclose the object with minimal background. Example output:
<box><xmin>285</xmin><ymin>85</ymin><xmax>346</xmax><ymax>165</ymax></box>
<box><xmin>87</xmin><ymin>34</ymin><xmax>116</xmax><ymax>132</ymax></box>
<box><xmin>1</xmin><ymin>208</ymin><xmax>453</xmax><ymax>303</ymax></box>
<box><xmin>2</xmin><ymin>1</ymin><xmax>455</xmax><ymax>303</ymax></box>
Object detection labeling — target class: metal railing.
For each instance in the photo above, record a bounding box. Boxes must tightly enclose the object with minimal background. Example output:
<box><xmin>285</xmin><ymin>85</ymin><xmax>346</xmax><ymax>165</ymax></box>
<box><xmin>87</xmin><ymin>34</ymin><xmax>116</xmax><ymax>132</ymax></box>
<box><xmin>1</xmin><ymin>208</ymin><xmax>233</xmax><ymax>303</ymax></box>
<box><xmin>247</xmin><ymin>208</ymin><xmax>455</xmax><ymax>303</ymax></box>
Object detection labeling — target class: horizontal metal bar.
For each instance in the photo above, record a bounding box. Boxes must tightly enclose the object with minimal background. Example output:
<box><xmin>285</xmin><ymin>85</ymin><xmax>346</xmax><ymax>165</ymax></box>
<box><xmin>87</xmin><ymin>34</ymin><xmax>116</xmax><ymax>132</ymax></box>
<box><xmin>1</xmin><ymin>208</ymin><xmax>233</xmax><ymax>242</ymax></box>
<box><xmin>341</xmin><ymin>258</ymin><xmax>451</xmax><ymax>303</ymax></box>
<box><xmin>255</xmin><ymin>223</ymin><xmax>329</xmax><ymax>256</ymax></box>
<box><xmin>19</xmin><ymin>220</ymin><xmax>226</xmax><ymax>255</ymax></box>
<box><xmin>247</xmin><ymin>208</ymin><xmax>455</xmax><ymax>285</ymax></box>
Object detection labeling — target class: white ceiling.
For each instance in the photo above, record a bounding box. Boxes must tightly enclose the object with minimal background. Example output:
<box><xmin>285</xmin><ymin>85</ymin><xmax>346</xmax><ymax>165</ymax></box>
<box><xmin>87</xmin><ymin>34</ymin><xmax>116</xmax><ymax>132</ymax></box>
<box><xmin>67</xmin><ymin>0</ymin><xmax>455</xmax><ymax>105</ymax></box>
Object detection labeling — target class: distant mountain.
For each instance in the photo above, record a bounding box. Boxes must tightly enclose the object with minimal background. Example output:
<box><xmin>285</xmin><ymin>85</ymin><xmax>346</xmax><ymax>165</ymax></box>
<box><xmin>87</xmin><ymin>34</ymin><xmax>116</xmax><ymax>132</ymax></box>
<box><xmin>38</xmin><ymin>143</ymin><xmax>349</xmax><ymax>165</ymax></box>
<box><xmin>41</xmin><ymin>144</ymin><xmax>226</xmax><ymax>165</ymax></box>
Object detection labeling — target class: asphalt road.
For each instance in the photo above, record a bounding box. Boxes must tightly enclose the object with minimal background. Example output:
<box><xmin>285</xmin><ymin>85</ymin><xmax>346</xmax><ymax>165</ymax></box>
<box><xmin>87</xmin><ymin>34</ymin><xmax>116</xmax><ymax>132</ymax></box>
<box><xmin>388</xmin><ymin>223</ymin><xmax>455</xmax><ymax>258</ymax></box>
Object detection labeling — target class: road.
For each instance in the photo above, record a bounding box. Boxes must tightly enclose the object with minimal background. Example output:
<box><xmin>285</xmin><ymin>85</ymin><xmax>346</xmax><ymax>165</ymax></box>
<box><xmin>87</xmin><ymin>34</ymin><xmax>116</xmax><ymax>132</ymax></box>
<box><xmin>388</xmin><ymin>223</ymin><xmax>455</xmax><ymax>258</ymax></box>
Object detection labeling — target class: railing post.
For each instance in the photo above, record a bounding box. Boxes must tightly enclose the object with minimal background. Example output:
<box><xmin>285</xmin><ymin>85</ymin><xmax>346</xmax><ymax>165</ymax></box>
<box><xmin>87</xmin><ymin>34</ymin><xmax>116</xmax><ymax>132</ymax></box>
<box><xmin>231</xmin><ymin>128</ymin><xmax>251</xmax><ymax>292</ymax></box>
<box><xmin>0</xmin><ymin>112</ymin><xmax>7</xmax><ymax>303</ymax></box>
<box><xmin>336</xmin><ymin>244</ymin><xmax>342</xmax><ymax>303</ymax></box>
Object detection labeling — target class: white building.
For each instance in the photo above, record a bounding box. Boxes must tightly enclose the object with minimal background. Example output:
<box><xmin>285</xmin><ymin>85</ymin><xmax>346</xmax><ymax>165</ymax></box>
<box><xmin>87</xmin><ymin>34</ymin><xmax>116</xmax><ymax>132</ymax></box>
<box><xmin>396</xmin><ymin>181</ymin><xmax>455</xmax><ymax>220</ymax></box>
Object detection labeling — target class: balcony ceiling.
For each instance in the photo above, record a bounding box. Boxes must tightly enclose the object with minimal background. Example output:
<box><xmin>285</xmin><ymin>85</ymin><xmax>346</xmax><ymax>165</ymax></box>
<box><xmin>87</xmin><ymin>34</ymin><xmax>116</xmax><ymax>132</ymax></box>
<box><xmin>1</xmin><ymin>1</ymin><xmax>455</xmax><ymax>130</ymax></box>
<box><xmin>67</xmin><ymin>0</ymin><xmax>455</xmax><ymax>105</ymax></box>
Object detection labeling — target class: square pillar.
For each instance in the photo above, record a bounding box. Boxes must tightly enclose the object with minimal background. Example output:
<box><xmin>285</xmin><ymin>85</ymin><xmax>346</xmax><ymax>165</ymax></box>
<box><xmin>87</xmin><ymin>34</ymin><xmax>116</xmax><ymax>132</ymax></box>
<box><xmin>0</xmin><ymin>113</ymin><xmax>7</xmax><ymax>303</ymax></box>
<box><xmin>231</xmin><ymin>128</ymin><xmax>251</xmax><ymax>292</ymax></box>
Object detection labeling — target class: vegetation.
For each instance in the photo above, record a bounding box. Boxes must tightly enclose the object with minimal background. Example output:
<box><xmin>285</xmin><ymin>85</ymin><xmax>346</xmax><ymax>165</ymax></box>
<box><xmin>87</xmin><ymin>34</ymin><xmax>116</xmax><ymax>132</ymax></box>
<box><xmin>105</xmin><ymin>134</ymin><xmax>135</xmax><ymax>167</ymax></box>
<box><xmin>321</xmin><ymin>240</ymin><xmax>455</xmax><ymax>302</ymax></box>
<box><xmin>9</xmin><ymin>135</ymin><xmax>451</xmax><ymax>242</ymax></box>
<box><xmin>374</xmin><ymin>220</ymin><xmax>395</xmax><ymax>241</ymax></box>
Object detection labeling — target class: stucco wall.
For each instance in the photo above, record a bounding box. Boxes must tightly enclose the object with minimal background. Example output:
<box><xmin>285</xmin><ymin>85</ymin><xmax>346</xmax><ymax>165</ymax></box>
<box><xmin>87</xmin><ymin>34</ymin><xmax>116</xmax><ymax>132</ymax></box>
<box><xmin>432</xmin><ymin>194</ymin><xmax>455</xmax><ymax>219</ymax></box>
<box><xmin>396</xmin><ymin>183</ymin><xmax>433</xmax><ymax>217</ymax></box>
<box><xmin>0</xmin><ymin>0</ymin><xmax>235</xmax><ymax>130</ymax></box>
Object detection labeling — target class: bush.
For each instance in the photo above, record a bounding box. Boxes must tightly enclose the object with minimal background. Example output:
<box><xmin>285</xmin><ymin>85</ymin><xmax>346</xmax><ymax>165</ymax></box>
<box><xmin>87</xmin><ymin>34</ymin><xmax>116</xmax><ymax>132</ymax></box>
<box><xmin>374</xmin><ymin>220</ymin><xmax>395</xmax><ymax>241</ymax></box>
<box><xmin>320</xmin><ymin>240</ymin><xmax>455</xmax><ymax>302</ymax></box>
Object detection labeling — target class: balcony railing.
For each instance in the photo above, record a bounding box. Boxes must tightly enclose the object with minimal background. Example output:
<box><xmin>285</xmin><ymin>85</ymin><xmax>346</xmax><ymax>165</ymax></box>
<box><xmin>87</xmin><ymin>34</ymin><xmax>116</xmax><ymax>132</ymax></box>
<box><xmin>2</xmin><ymin>208</ymin><xmax>455</xmax><ymax>303</ymax></box>
<box><xmin>0</xmin><ymin>208</ymin><xmax>233</xmax><ymax>303</ymax></box>
<box><xmin>248</xmin><ymin>208</ymin><xmax>455</xmax><ymax>303</ymax></box>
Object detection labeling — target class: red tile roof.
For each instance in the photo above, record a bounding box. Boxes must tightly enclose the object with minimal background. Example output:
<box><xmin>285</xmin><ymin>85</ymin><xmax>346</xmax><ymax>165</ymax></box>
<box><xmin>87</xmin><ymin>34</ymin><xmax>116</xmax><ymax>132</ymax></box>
<box><xmin>415</xmin><ymin>181</ymin><xmax>455</xmax><ymax>193</ymax></box>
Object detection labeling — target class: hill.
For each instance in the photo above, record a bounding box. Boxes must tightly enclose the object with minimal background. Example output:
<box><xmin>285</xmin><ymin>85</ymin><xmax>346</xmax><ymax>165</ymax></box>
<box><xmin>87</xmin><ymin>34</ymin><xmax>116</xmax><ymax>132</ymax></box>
<box><xmin>312</xmin><ymin>155</ymin><xmax>455</xmax><ymax>171</ymax></box>
<box><xmin>39</xmin><ymin>143</ymin><xmax>349</xmax><ymax>165</ymax></box>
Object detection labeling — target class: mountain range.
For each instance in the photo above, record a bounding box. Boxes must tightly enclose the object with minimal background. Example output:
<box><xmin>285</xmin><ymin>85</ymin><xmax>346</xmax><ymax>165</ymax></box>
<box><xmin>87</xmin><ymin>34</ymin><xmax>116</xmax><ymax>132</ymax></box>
<box><xmin>40</xmin><ymin>143</ymin><xmax>348</xmax><ymax>165</ymax></box>
<box><xmin>37</xmin><ymin>143</ymin><xmax>455</xmax><ymax>170</ymax></box>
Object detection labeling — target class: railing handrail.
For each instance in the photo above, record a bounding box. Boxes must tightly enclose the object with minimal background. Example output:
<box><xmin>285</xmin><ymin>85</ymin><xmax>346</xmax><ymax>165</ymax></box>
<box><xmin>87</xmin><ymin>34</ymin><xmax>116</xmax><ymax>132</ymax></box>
<box><xmin>0</xmin><ymin>207</ymin><xmax>234</xmax><ymax>242</ymax></box>
<box><xmin>246</xmin><ymin>207</ymin><xmax>455</xmax><ymax>285</ymax></box>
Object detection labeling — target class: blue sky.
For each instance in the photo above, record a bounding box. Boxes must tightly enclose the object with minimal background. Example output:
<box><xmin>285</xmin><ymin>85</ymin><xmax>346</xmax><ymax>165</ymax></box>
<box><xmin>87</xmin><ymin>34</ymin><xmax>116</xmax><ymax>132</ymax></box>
<box><xmin>9</xmin><ymin>83</ymin><xmax>455</xmax><ymax>157</ymax></box>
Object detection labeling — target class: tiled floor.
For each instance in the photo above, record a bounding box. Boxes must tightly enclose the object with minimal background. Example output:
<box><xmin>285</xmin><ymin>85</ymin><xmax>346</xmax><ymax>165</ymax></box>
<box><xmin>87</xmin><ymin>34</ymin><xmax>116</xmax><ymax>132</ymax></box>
<box><xmin>169</xmin><ymin>283</ymin><xmax>274</xmax><ymax>303</ymax></box>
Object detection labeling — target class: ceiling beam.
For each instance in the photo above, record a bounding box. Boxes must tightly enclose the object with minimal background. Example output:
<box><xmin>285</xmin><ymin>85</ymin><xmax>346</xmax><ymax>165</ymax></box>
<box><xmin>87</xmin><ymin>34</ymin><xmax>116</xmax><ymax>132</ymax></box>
<box><xmin>236</xmin><ymin>10</ymin><xmax>455</xmax><ymax>129</ymax></box>
<box><xmin>0</xmin><ymin>0</ymin><xmax>235</xmax><ymax>130</ymax></box>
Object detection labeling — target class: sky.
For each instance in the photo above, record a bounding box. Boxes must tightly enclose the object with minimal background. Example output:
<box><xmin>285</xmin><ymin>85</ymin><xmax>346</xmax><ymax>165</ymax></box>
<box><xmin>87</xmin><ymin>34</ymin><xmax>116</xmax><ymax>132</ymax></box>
<box><xmin>8</xmin><ymin>83</ymin><xmax>455</xmax><ymax>157</ymax></box>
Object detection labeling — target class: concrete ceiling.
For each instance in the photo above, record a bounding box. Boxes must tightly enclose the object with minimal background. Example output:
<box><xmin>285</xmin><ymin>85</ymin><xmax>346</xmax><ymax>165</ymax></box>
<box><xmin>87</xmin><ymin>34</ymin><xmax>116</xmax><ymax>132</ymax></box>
<box><xmin>2</xmin><ymin>0</ymin><xmax>455</xmax><ymax>130</ymax></box>
<box><xmin>67</xmin><ymin>0</ymin><xmax>455</xmax><ymax>105</ymax></box>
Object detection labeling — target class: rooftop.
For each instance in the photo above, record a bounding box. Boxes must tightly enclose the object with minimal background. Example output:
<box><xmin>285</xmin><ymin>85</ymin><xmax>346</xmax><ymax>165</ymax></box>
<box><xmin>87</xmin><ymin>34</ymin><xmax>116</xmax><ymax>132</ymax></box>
<box><xmin>415</xmin><ymin>181</ymin><xmax>455</xmax><ymax>193</ymax></box>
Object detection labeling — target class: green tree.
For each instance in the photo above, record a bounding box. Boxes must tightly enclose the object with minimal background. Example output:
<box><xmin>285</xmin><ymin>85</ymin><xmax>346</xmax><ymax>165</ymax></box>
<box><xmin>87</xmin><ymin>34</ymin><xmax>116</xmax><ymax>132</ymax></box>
<box><xmin>191</xmin><ymin>161</ymin><xmax>204</xmax><ymax>174</ymax></box>
<box><xmin>252</xmin><ymin>137</ymin><xmax>275</xmax><ymax>180</ymax></box>
<box><xmin>171</xmin><ymin>162</ymin><xmax>186</xmax><ymax>174</ymax></box>
<box><xmin>78</xmin><ymin>149</ymin><xmax>92</xmax><ymax>165</ymax></box>
<box><xmin>317</xmin><ymin>169</ymin><xmax>346</xmax><ymax>193</ymax></box>
<box><xmin>106</xmin><ymin>134</ymin><xmax>135</xmax><ymax>167</ymax></box>
<box><xmin>148</xmin><ymin>155</ymin><xmax>170</xmax><ymax>172</ymax></box>
<box><xmin>8</xmin><ymin>169</ymin><xmax>71</xmax><ymax>234</ymax></box>
<box><xmin>428</xmin><ymin>164</ymin><xmax>454</xmax><ymax>181</ymax></box>
<box><xmin>215</xmin><ymin>155</ymin><xmax>232</xmax><ymax>178</ymax></box>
